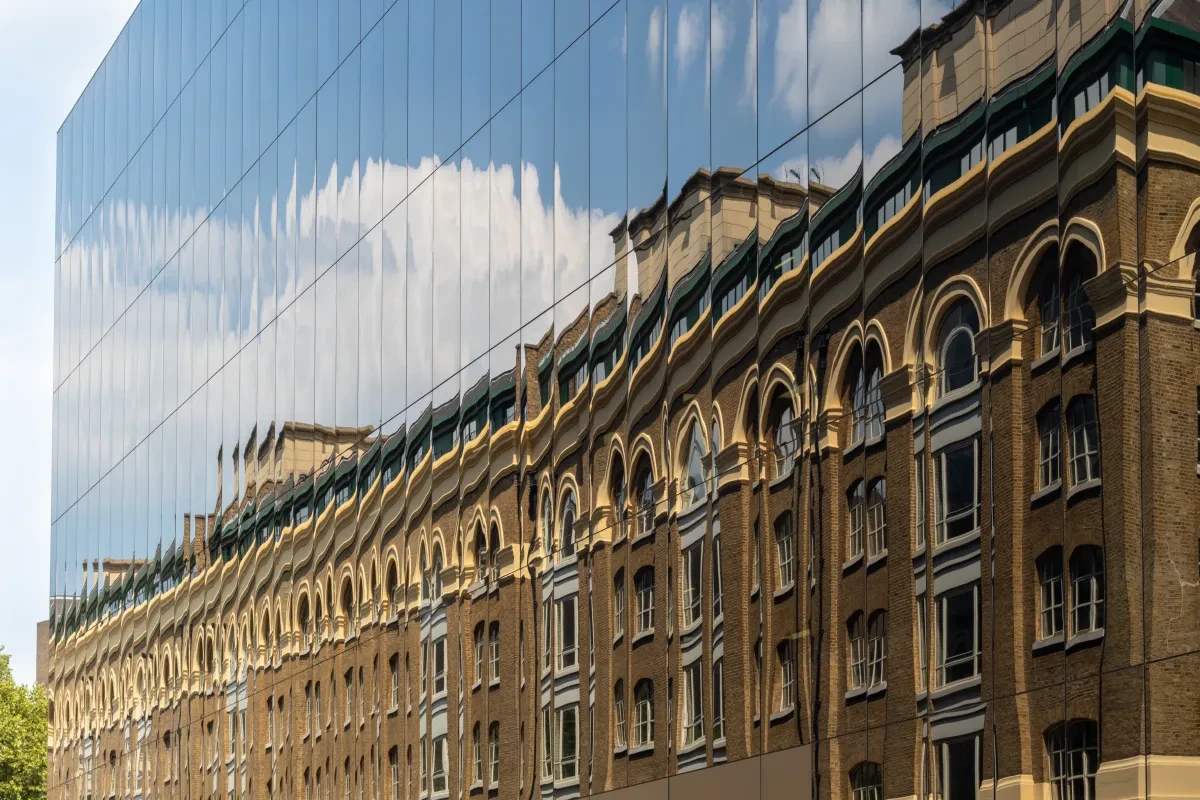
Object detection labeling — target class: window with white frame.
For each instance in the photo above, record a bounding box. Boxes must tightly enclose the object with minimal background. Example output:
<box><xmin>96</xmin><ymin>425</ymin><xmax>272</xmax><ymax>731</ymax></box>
<box><xmin>431</xmin><ymin>736</ymin><xmax>447</xmax><ymax>795</ymax></box>
<box><xmin>1065</xmin><ymin>273</ymin><xmax>1093</xmax><ymax>353</ymax></box>
<box><xmin>1038</xmin><ymin>548</ymin><xmax>1064</xmax><ymax>639</ymax></box>
<box><xmin>866</xmin><ymin>480</ymin><xmax>887</xmax><ymax>558</ymax></box>
<box><xmin>865</xmin><ymin>363</ymin><xmax>884</xmax><ymax>441</ymax></box>
<box><xmin>542</xmin><ymin>598</ymin><xmax>552</xmax><ymax>671</ymax></box>
<box><xmin>916</xmin><ymin>595</ymin><xmax>928</xmax><ymax>692</ymax></box>
<box><xmin>778</xmin><ymin>642</ymin><xmax>795</xmax><ymax>712</ymax></box>
<box><xmin>851</xmin><ymin>762</ymin><xmax>882</xmax><ymax>800</ymax></box>
<box><xmin>1070</xmin><ymin>547</ymin><xmax>1105</xmax><ymax>636</ymax></box>
<box><xmin>633</xmin><ymin>680</ymin><xmax>654</xmax><ymax>747</ymax></box>
<box><xmin>936</xmin><ymin>585</ymin><xmax>980</xmax><ymax>688</ymax></box>
<box><xmin>848</xmin><ymin>481</ymin><xmax>866</xmax><ymax>559</ymax></box>
<box><xmin>935</xmin><ymin>440</ymin><xmax>979</xmax><ymax>544</ymax></box>
<box><xmin>541</xmin><ymin>708</ymin><xmax>553</xmax><ymax>779</ymax></box>
<box><xmin>1038</xmin><ymin>402</ymin><xmax>1062</xmax><ymax>489</ymax></box>
<box><xmin>938</xmin><ymin>301</ymin><xmax>980</xmax><ymax>395</ymax></box>
<box><xmin>556</xmin><ymin>706</ymin><xmax>578</xmax><ymax>780</ymax></box>
<box><xmin>389</xmin><ymin>749</ymin><xmax>399</xmax><ymax>800</ymax></box>
<box><xmin>432</xmin><ymin>638</ymin><xmax>446</xmax><ymax>697</ymax></box>
<box><xmin>710</xmin><ymin>417</ymin><xmax>721</xmax><ymax>494</ymax></box>
<box><xmin>684</xmin><ymin>422</ymin><xmax>707</xmax><ymax>506</ymax></box>
<box><xmin>389</xmin><ymin>655</ymin><xmax>399</xmax><ymax>710</ymax></box>
<box><xmin>635</xmin><ymin>568</ymin><xmax>655</xmax><ymax>634</ymax></box>
<box><xmin>775</xmin><ymin>513</ymin><xmax>795</xmax><ymax>587</ymax></box>
<box><xmin>848</xmin><ymin>613</ymin><xmax>866</xmax><ymax>690</ymax></box>
<box><xmin>681</xmin><ymin>544</ymin><xmax>703</xmax><ymax>628</ymax></box>
<box><xmin>489</xmin><ymin>623</ymin><xmax>501</xmax><ymax>682</ymax></box>
<box><xmin>637</xmin><ymin>468</ymin><xmax>655</xmax><ymax>536</ymax></box>
<box><xmin>852</xmin><ymin>366</ymin><xmax>867</xmax><ymax>445</ymax></box>
<box><xmin>1046</xmin><ymin>719</ymin><xmax>1098</xmax><ymax>800</ymax></box>
<box><xmin>560</xmin><ymin>492</ymin><xmax>577</xmax><ymax>557</ymax></box>
<box><xmin>914</xmin><ymin>454</ymin><xmax>927</xmax><ymax>550</ymax></box>
<box><xmin>419</xmin><ymin>737</ymin><xmax>428</xmax><ymax>794</ymax></box>
<box><xmin>613</xmin><ymin>571</ymin><xmax>625</xmax><ymax>637</ymax></box>
<box><xmin>556</xmin><ymin>595</ymin><xmax>578</xmax><ymax>670</ymax></box>
<box><xmin>613</xmin><ymin>681</ymin><xmax>626</xmax><ymax>748</ymax></box>
<box><xmin>936</xmin><ymin>735</ymin><xmax>981</xmax><ymax>800</ymax></box>
<box><xmin>775</xmin><ymin>403</ymin><xmax>796</xmax><ymax>477</ymax></box>
<box><xmin>754</xmin><ymin>638</ymin><xmax>763</xmax><ymax>719</ymax></box>
<box><xmin>867</xmin><ymin>611</ymin><xmax>887</xmax><ymax>688</ymax></box>
<box><xmin>1067</xmin><ymin>396</ymin><xmax>1100</xmax><ymax>486</ymax></box>
<box><xmin>682</xmin><ymin>662</ymin><xmax>703</xmax><ymax>746</ymax></box>
<box><xmin>752</xmin><ymin>521</ymin><xmax>762</xmax><ymax>593</ymax></box>
<box><xmin>1040</xmin><ymin>278</ymin><xmax>1060</xmax><ymax>356</ymax></box>
<box><xmin>712</xmin><ymin>536</ymin><xmax>723</xmax><ymax>619</ymax></box>
<box><xmin>712</xmin><ymin>659</ymin><xmax>725</xmax><ymax>742</ymax></box>
<box><xmin>488</xmin><ymin>723</ymin><xmax>499</xmax><ymax>786</ymax></box>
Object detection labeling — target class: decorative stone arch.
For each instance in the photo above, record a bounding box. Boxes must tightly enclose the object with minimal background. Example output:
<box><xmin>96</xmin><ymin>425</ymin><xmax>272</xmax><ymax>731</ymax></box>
<box><xmin>731</xmin><ymin>367</ymin><xmax>761</xmax><ymax>446</ymax></box>
<box><xmin>822</xmin><ymin>321</ymin><xmax>865</xmax><ymax>416</ymax></box>
<box><xmin>1060</xmin><ymin>216</ymin><xmax>1106</xmax><ymax>274</ymax></box>
<box><xmin>863</xmin><ymin>320</ymin><xmax>893</xmax><ymax>376</ymax></box>
<box><xmin>598</xmin><ymin>435</ymin><xmax>629</xmax><ymax>511</ymax></box>
<box><xmin>487</xmin><ymin>507</ymin><xmax>507</xmax><ymax>553</ymax></box>
<box><xmin>1004</xmin><ymin>219</ymin><xmax>1059</xmax><ymax>322</ymax></box>
<box><xmin>921</xmin><ymin>276</ymin><xmax>990</xmax><ymax>375</ymax></box>
<box><xmin>337</xmin><ymin>565</ymin><xmax>357</xmax><ymax>638</ymax></box>
<box><xmin>1171</xmin><ymin>197</ymin><xmax>1200</xmax><ymax>284</ymax></box>
<box><xmin>901</xmin><ymin>287</ymin><xmax>925</xmax><ymax>369</ymax></box>
<box><xmin>463</xmin><ymin>507</ymin><xmax>489</xmax><ymax>568</ymax></box>
<box><xmin>759</xmin><ymin>363</ymin><xmax>800</xmax><ymax>435</ymax></box>
<box><xmin>628</xmin><ymin>433</ymin><xmax>659</xmax><ymax>488</ymax></box>
<box><xmin>672</xmin><ymin>400</ymin><xmax>708</xmax><ymax>474</ymax></box>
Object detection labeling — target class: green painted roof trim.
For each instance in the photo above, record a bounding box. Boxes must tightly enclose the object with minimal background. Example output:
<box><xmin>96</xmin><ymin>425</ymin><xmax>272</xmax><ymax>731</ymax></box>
<box><xmin>760</xmin><ymin>208</ymin><xmax>809</xmax><ymax>268</ymax></box>
<box><xmin>713</xmin><ymin>229</ymin><xmax>758</xmax><ymax>291</ymax></box>
<box><xmin>629</xmin><ymin>270</ymin><xmax>668</xmax><ymax>347</ymax></box>
<box><xmin>489</xmin><ymin>371</ymin><xmax>517</xmax><ymax>400</ymax></box>
<box><xmin>1059</xmin><ymin>14</ymin><xmax>1134</xmax><ymax>94</ymax></box>
<box><xmin>591</xmin><ymin>303</ymin><xmax>628</xmax><ymax>356</ymax></box>
<box><xmin>987</xmin><ymin>57</ymin><xmax>1055</xmax><ymax>126</ymax></box>
<box><xmin>865</xmin><ymin>131</ymin><xmax>921</xmax><ymax>207</ymax></box>
<box><xmin>812</xmin><ymin>167</ymin><xmax>862</xmax><ymax>240</ymax></box>
<box><xmin>668</xmin><ymin>249</ymin><xmax>712</xmax><ymax>323</ymax></box>
<box><xmin>923</xmin><ymin>101</ymin><xmax>985</xmax><ymax>162</ymax></box>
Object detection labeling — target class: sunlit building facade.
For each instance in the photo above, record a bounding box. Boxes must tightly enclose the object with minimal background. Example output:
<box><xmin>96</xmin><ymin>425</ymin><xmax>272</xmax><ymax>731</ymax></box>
<box><xmin>47</xmin><ymin>0</ymin><xmax>1200</xmax><ymax>798</ymax></box>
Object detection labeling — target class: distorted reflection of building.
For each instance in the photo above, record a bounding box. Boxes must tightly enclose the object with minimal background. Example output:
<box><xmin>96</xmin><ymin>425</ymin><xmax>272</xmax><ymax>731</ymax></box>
<box><xmin>45</xmin><ymin>0</ymin><xmax>1200</xmax><ymax>799</ymax></box>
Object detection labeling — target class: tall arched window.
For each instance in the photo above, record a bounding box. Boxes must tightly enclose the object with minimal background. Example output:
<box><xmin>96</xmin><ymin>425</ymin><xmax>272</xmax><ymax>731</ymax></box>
<box><xmin>850</xmin><ymin>762</ymin><xmax>882</xmax><ymax>800</ymax></box>
<box><xmin>633</xmin><ymin>680</ymin><xmax>654</xmax><ymax>746</ymax></box>
<box><xmin>774</xmin><ymin>401</ymin><xmax>796</xmax><ymax>477</ymax></box>
<box><xmin>684</xmin><ymin>421</ymin><xmax>707</xmax><ymax>506</ymax></box>
<box><xmin>541</xmin><ymin>492</ymin><xmax>553</xmax><ymax>549</ymax></box>
<box><xmin>710</xmin><ymin>417</ymin><xmax>721</xmax><ymax>494</ymax></box>
<box><xmin>489</xmin><ymin>525</ymin><xmax>500</xmax><ymax>582</ymax></box>
<box><xmin>636</xmin><ymin>459</ymin><xmax>655</xmax><ymax>536</ymax></box>
<box><xmin>1067</xmin><ymin>396</ymin><xmax>1100</xmax><ymax>486</ymax></box>
<box><xmin>1045</xmin><ymin>719</ymin><xmax>1098</xmax><ymax>799</ymax></box>
<box><xmin>431</xmin><ymin>548</ymin><xmax>443</xmax><ymax>600</ymax></box>
<box><xmin>865</xmin><ymin>345</ymin><xmax>884</xmax><ymax>440</ymax></box>
<box><xmin>937</xmin><ymin>300</ymin><xmax>980</xmax><ymax>395</ymax></box>
<box><xmin>386</xmin><ymin>562</ymin><xmax>399</xmax><ymax>615</ymax></box>
<box><xmin>560</xmin><ymin>492</ymin><xmax>577</xmax><ymax>557</ymax></box>
<box><xmin>867</xmin><ymin>611</ymin><xmax>887</xmax><ymax>688</ymax></box>
<box><xmin>341</xmin><ymin>579</ymin><xmax>355</xmax><ymax>638</ymax></box>
<box><xmin>613</xmin><ymin>680</ymin><xmax>626</xmax><ymax>748</ymax></box>
<box><xmin>847</xmin><ymin>613</ymin><xmax>866</xmax><ymax>690</ymax></box>
<box><xmin>866</xmin><ymin>479</ymin><xmax>887</xmax><ymax>559</ymax></box>
<box><xmin>475</xmin><ymin>527</ymin><xmax>489</xmax><ymax>585</ymax></box>
<box><xmin>1040</xmin><ymin>275</ymin><xmax>1061</xmax><ymax>356</ymax></box>
<box><xmin>1065</xmin><ymin>272</ymin><xmax>1094</xmax><ymax>352</ymax></box>
<box><xmin>847</xmin><ymin>481</ymin><xmax>866</xmax><ymax>560</ymax></box>
<box><xmin>1037</xmin><ymin>547</ymin><xmax>1064</xmax><ymax>639</ymax></box>
<box><xmin>419</xmin><ymin>549</ymin><xmax>429</xmax><ymax>603</ymax></box>
<box><xmin>1070</xmin><ymin>547</ymin><xmax>1105</xmax><ymax>636</ymax></box>
<box><xmin>852</xmin><ymin>357</ymin><xmax>867</xmax><ymax>444</ymax></box>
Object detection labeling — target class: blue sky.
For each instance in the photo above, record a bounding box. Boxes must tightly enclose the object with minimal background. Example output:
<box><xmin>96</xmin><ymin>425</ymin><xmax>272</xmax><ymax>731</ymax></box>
<box><xmin>0</xmin><ymin>0</ymin><xmax>140</xmax><ymax>686</ymax></box>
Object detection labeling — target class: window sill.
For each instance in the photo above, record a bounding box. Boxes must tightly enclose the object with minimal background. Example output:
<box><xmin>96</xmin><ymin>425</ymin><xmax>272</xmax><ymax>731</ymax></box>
<box><xmin>612</xmin><ymin>745</ymin><xmax>627</xmax><ymax>757</ymax></box>
<box><xmin>769</xmin><ymin>705</ymin><xmax>795</xmax><ymax>724</ymax></box>
<box><xmin>556</xmin><ymin>663</ymin><xmax>580</xmax><ymax>679</ymax></box>
<box><xmin>930</xmin><ymin>674</ymin><xmax>980</xmax><ymax>700</ymax></box>
<box><xmin>628</xmin><ymin>743</ymin><xmax>654</xmax><ymax>757</ymax></box>
<box><xmin>471</xmin><ymin>681</ymin><xmax>482</xmax><ymax>693</ymax></box>
<box><xmin>712</xmin><ymin>736</ymin><xmax>727</xmax><ymax>751</ymax></box>
<box><xmin>1031</xmin><ymin>349</ymin><xmax>1060</xmax><ymax>372</ymax></box>
<box><xmin>844</xmin><ymin>686</ymin><xmax>866</xmax><ymax>703</ymax></box>
<box><xmin>932</xmin><ymin>378</ymin><xmax>982</xmax><ymax>412</ymax></box>
<box><xmin>866</xmin><ymin>681</ymin><xmax>887</xmax><ymax>699</ymax></box>
<box><xmin>387</xmin><ymin>705</ymin><xmax>399</xmax><ymax>717</ymax></box>
<box><xmin>773</xmin><ymin>582</ymin><xmax>794</xmax><ymax>600</ymax></box>
<box><xmin>612</xmin><ymin>632</ymin><xmax>624</xmax><ymax>647</ymax></box>
<box><xmin>488</xmin><ymin>782</ymin><xmax>499</xmax><ymax>792</ymax></box>
<box><xmin>1066</xmin><ymin>478</ymin><xmax>1101</xmax><ymax>503</ymax></box>
<box><xmin>677</xmin><ymin>737</ymin><xmax>706</xmax><ymax>757</ymax></box>
<box><xmin>1062</xmin><ymin>341</ymin><xmax>1094</xmax><ymax>368</ymax></box>
<box><xmin>432</xmin><ymin>690</ymin><xmax>447</xmax><ymax>702</ymax></box>
<box><xmin>1031</xmin><ymin>480</ymin><xmax>1062</xmax><ymax>505</ymax></box>
<box><xmin>867</xmin><ymin>549</ymin><xmax>888</xmax><ymax>569</ymax></box>
<box><xmin>344</xmin><ymin>718</ymin><xmax>352</xmax><ymax>731</ymax></box>
<box><xmin>632</xmin><ymin>629</ymin><xmax>654</xmax><ymax>646</ymax></box>
<box><xmin>553</xmin><ymin>777</ymin><xmax>580</xmax><ymax>790</ymax></box>
<box><xmin>750</xmin><ymin>585</ymin><xmax>761</xmax><ymax>602</ymax></box>
<box><xmin>470</xmin><ymin>781</ymin><xmax>483</xmax><ymax>792</ymax></box>
<box><xmin>489</xmin><ymin>678</ymin><xmax>500</xmax><ymax>689</ymax></box>
<box><xmin>865</xmin><ymin>433</ymin><xmax>885</xmax><ymax>450</ymax></box>
<box><xmin>1032</xmin><ymin>632</ymin><xmax>1064</xmax><ymax>655</ymax></box>
<box><xmin>680</xmin><ymin>619</ymin><xmax>702</xmax><ymax>636</ymax></box>
<box><xmin>842</xmin><ymin>553</ymin><xmax>863</xmax><ymax>573</ymax></box>
<box><xmin>768</xmin><ymin>473</ymin><xmax>793</xmax><ymax>491</ymax></box>
<box><xmin>1066</xmin><ymin>628</ymin><xmax>1104</xmax><ymax>652</ymax></box>
<box><xmin>932</xmin><ymin>527</ymin><xmax>981</xmax><ymax>557</ymax></box>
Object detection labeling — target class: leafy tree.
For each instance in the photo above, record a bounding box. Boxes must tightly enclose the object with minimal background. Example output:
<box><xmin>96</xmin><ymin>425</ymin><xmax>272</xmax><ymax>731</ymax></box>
<box><xmin>0</xmin><ymin>648</ymin><xmax>46</xmax><ymax>800</ymax></box>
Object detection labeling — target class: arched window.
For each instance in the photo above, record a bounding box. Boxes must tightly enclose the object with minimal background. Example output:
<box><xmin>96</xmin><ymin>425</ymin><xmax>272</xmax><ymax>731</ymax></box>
<box><xmin>710</xmin><ymin>416</ymin><xmax>721</xmax><ymax>493</ymax></box>
<box><xmin>475</xmin><ymin>527</ymin><xmax>488</xmax><ymax>585</ymax></box>
<box><xmin>386</xmin><ymin>562</ymin><xmax>399</xmax><ymax>615</ymax></box>
<box><xmin>937</xmin><ymin>300</ymin><xmax>980</xmax><ymax>394</ymax></box>
<box><xmin>1067</xmin><ymin>396</ymin><xmax>1100</xmax><ymax>486</ymax></box>
<box><xmin>560</xmin><ymin>491</ymin><xmax>577</xmax><ymax>557</ymax></box>
<box><xmin>865</xmin><ymin>345</ymin><xmax>885</xmax><ymax>440</ymax></box>
<box><xmin>488</xmin><ymin>722</ymin><xmax>500</xmax><ymax>786</ymax></box>
<box><xmin>1037</xmin><ymin>401</ymin><xmax>1062</xmax><ymax>490</ymax></box>
<box><xmin>613</xmin><ymin>570</ymin><xmax>625</xmax><ymax>638</ymax></box>
<box><xmin>610</xmin><ymin>455</ymin><xmax>628</xmax><ymax>539</ymax></box>
<box><xmin>419</xmin><ymin>548</ymin><xmax>429</xmax><ymax>603</ymax></box>
<box><xmin>773</xmin><ymin>400</ymin><xmax>796</xmax><ymax>478</ymax></box>
<box><xmin>774</xmin><ymin>513</ymin><xmax>794</xmax><ymax>588</ymax></box>
<box><xmin>1045</xmin><ymin>719</ymin><xmax>1098</xmax><ymax>798</ymax></box>
<box><xmin>850</xmin><ymin>762</ymin><xmax>882</xmax><ymax>800</ymax></box>
<box><xmin>431</xmin><ymin>548</ymin><xmax>443</xmax><ymax>600</ymax></box>
<box><xmin>866</xmin><ymin>479</ymin><xmax>887</xmax><ymax>559</ymax></box>
<box><xmin>1065</xmin><ymin>272</ymin><xmax>1094</xmax><ymax>352</ymax></box>
<box><xmin>1070</xmin><ymin>547</ymin><xmax>1104</xmax><ymax>636</ymax></box>
<box><xmin>847</xmin><ymin>481</ymin><xmax>866</xmax><ymax>560</ymax></box>
<box><xmin>489</xmin><ymin>525</ymin><xmax>500</xmax><ymax>583</ymax></box>
<box><xmin>541</xmin><ymin>492</ymin><xmax>553</xmax><ymax>549</ymax></box>
<box><xmin>867</xmin><ymin>611</ymin><xmax>887</xmax><ymax>688</ymax></box>
<box><xmin>489</xmin><ymin>623</ymin><xmax>501</xmax><ymax>684</ymax></box>
<box><xmin>776</xmin><ymin>641</ymin><xmax>795</xmax><ymax>712</ymax></box>
<box><xmin>684</xmin><ymin>421</ymin><xmax>707</xmax><ymax>506</ymax></box>
<box><xmin>341</xmin><ymin>579</ymin><xmax>355</xmax><ymax>637</ymax></box>
<box><xmin>847</xmin><ymin>613</ymin><xmax>866</xmax><ymax>690</ymax></box>
<box><xmin>1037</xmin><ymin>547</ymin><xmax>1064</xmax><ymax>639</ymax></box>
<box><xmin>1040</xmin><ymin>275</ymin><xmax>1061</xmax><ymax>356</ymax></box>
<box><xmin>852</xmin><ymin>355</ymin><xmax>867</xmax><ymax>445</ymax></box>
<box><xmin>613</xmin><ymin>680</ymin><xmax>627</xmax><ymax>748</ymax></box>
<box><xmin>633</xmin><ymin>680</ymin><xmax>654</xmax><ymax>746</ymax></box>
<box><xmin>636</xmin><ymin>459</ymin><xmax>655</xmax><ymax>536</ymax></box>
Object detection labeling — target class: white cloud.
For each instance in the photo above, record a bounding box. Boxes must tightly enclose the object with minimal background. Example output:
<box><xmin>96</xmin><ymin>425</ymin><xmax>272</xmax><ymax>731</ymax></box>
<box><xmin>647</xmin><ymin>5</ymin><xmax>663</xmax><ymax>76</ymax></box>
<box><xmin>743</xmin><ymin>10</ymin><xmax>758</xmax><ymax>110</ymax></box>
<box><xmin>711</xmin><ymin>2</ymin><xmax>731</xmax><ymax>73</ymax></box>
<box><xmin>772</xmin><ymin>154</ymin><xmax>810</xmax><ymax>185</ymax></box>
<box><xmin>864</xmin><ymin>134</ymin><xmax>902</xmax><ymax>185</ymax></box>
<box><xmin>675</xmin><ymin>5</ymin><xmax>703</xmax><ymax>75</ymax></box>
<box><xmin>772</xmin><ymin>0</ymin><xmax>808</xmax><ymax>121</ymax></box>
<box><xmin>811</xmin><ymin>139</ymin><xmax>862</xmax><ymax>189</ymax></box>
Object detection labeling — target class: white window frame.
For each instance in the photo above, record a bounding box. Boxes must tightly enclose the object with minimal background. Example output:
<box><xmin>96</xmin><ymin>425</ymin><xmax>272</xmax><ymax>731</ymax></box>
<box><xmin>775</xmin><ymin>515</ymin><xmax>794</xmax><ymax>588</ymax></box>
<box><xmin>634</xmin><ymin>682</ymin><xmax>654</xmax><ymax>747</ymax></box>
<box><xmin>1046</xmin><ymin>720</ymin><xmax>1098</xmax><ymax>800</ymax></box>
<box><xmin>432</xmin><ymin>637</ymin><xmax>446</xmax><ymax>697</ymax></box>
<box><xmin>489</xmin><ymin>624</ymin><xmax>501</xmax><ymax>682</ymax></box>
<box><xmin>1065</xmin><ymin>273</ymin><xmax>1094</xmax><ymax>353</ymax></box>
<box><xmin>682</xmin><ymin>662</ymin><xmax>703</xmax><ymax>747</ymax></box>
<box><xmin>613</xmin><ymin>682</ymin><xmax>626</xmax><ymax>748</ymax></box>
<box><xmin>613</xmin><ymin>573</ymin><xmax>625</xmax><ymax>637</ymax></box>
<box><xmin>914</xmin><ymin>454</ymin><xmax>927</xmax><ymax>550</ymax></box>
<box><xmin>1039</xmin><ymin>550</ymin><xmax>1064</xmax><ymax>639</ymax></box>
<box><xmin>712</xmin><ymin>536</ymin><xmax>723</xmax><ymax>620</ymax></box>
<box><xmin>1070</xmin><ymin>548</ymin><xmax>1105</xmax><ymax>636</ymax></box>
<box><xmin>1068</xmin><ymin>397</ymin><xmax>1100</xmax><ymax>486</ymax></box>
<box><xmin>556</xmin><ymin>706</ymin><xmax>579</xmax><ymax>781</ymax></box>
<box><xmin>848</xmin><ymin>615</ymin><xmax>866</xmax><ymax>690</ymax></box>
<box><xmin>916</xmin><ymin>595</ymin><xmax>928</xmax><ymax>692</ymax></box>
<box><xmin>867</xmin><ymin>613</ymin><xmax>887</xmax><ymax>688</ymax></box>
<box><xmin>1040</xmin><ymin>280</ymin><xmax>1060</xmax><ymax>356</ymax></box>
<box><xmin>681</xmin><ymin>544</ymin><xmax>703</xmax><ymax>628</ymax></box>
<box><xmin>555</xmin><ymin>595</ymin><xmax>578</xmax><ymax>671</ymax></box>
<box><xmin>636</xmin><ymin>569</ymin><xmax>655</xmax><ymax>634</ymax></box>
<box><xmin>1039</xmin><ymin>405</ymin><xmax>1062</xmax><ymax>489</ymax></box>
<box><xmin>778</xmin><ymin>643</ymin><xmax>795</xmax><ymax>712</ymax></box>
<box><xmin>866</xmin><ymin>480</ymin><xmax>886</xmax><ymax>558</ymax></box>
<box><xmin>711</xmin><ymin>659</ymin><xmax>725</xmax><ymax>743</ymax></box>
<box><xmin>431</xmin><ymin>736</ymin><xmax>446</xmax><ymax>795</ymax></box>
<box><xmin>488</xmin><ymin>724</ymin><xmax>499</xmax><ymax>786</ymax></box>
<box><xmin>934</xmin><ymin>439</ymin><xmax>980</xmax><ymax>545</ymax></box>
<box><xmin>936</xmin><ymin>585</ymin><xmax>980</xmax><ymax>689</ymax></box>
<box><xmin>848</xmin><ymin>482</ymin><xmax>866</xmax><ymax>559</ymax></box>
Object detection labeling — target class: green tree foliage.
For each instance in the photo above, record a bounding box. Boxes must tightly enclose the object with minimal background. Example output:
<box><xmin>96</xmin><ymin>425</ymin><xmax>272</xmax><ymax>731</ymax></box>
<box><xmin>0</xmin><ymin>648</ymin><xmax>47</xmax><ymax>800</ymax></box>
